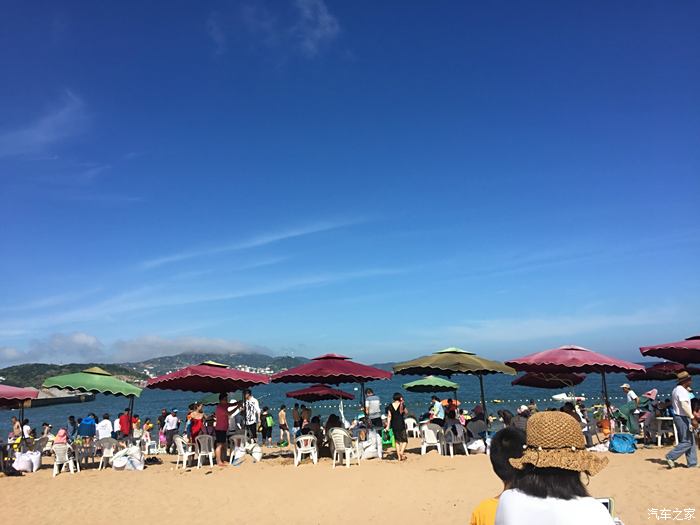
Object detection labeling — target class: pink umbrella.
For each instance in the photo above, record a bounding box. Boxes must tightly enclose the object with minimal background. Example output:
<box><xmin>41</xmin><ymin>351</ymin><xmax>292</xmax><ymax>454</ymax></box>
<box><xmin>511</xmin><ymin>372</ymin><xmax>586</xmax><ymax>390</ymax></box>
<box><xmin>506</xmin><ymin>345</ymin><xmax>644</xmax><ymax>416</ymax></box>
<box><xmin>146</xmin><ymin>361</ymin><xmax>269</xmax><ymax>393</ymax></box>
<box><xmin>626</xmin><ymin>362</ymin><xmax>700</xmax><ymax>381</ymax></box>
<box><xmin>0</xmin><ymin>385</ymin><xmax>39</xmax><ymax>408</ymax></box>
<box><xmin>270</xmin><ymin>354</ymin><xmax>392</xmax><ymax>385</ymax></box>
<box><xmin>286</xmin><ymin>384</ymin><xmax>355</xmax><ymax>403</ymax></box>
<box><xmin>640</xmin><ymin>336</ymin><xmax>700</xmax><ymax>365</ymax></box>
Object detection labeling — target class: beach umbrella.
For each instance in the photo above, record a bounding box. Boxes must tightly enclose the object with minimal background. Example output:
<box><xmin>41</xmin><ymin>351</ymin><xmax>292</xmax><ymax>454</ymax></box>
<box><xmin>271</xmin><ymin>354</ymin><xmax>391</xmax><ymax>422</ymax></box>
<box><xmin>285</xmin><ymin>384</ymin><xmax>355</xmax><ymax>403</ymax></box>
<box><xmin>0</xmin><ymin>385</ymin><xmax>40</xmax><ymax>446</ymax></box>
<box><xmin>146</xmin><ymin>361</ymin><xmax>269</xmax><ymax>394</ymax></box>
<box><xmin>640</xmin><ymin>336</ymin><xmax>700</xmax><ymax>365</ymax></box>
<box><xmin>393</xmin><ymin>347</ymin><xmax>516</xmax><ymax>423</ymax></box>
<box><xmin>505</xmin><ymin>345</ymin><xmax>644</xmax><ymax>417</ymax></box>
<box><xmin>43</xmin><ymin>366</ymin><xmax>142</xmax><ymax>438</ymax></box>
<box><xmin>626</xmin><ymin>362</ymin><xmax>700</xmax><ymax>382</ymax></box>
<box><xmin>402</xmin><ymin>375</ymin><xmax>459</xmax><ymax>394</ymax></box>
<box><xmin>511</xmin><ymin>372</ymin><xmax>586</xmax><ymax>389</ymax></box>
<box><xmin>197</xmin><ymin>392</ymin><xmax>221</xmax><ymax>406</ymax></box>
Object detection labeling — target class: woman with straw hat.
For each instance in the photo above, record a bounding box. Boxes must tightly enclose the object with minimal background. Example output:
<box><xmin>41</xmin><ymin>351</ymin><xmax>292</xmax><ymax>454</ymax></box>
<box><xmin>495</xmin><ymin>411</ymin><xmax>614</xmax><ymax>524</ymax></box>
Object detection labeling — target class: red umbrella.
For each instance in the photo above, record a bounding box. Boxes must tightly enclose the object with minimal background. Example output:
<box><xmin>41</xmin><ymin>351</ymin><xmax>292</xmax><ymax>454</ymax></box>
<box><xmin>270</xmin><ymin>354</ymin><xmax>392</xmax><ymax>385</ymax></box>
<box><xmin>506</xmin><ymin>345</ymin><xmax>644</xmax><ymax>416</ymax></box>
<box><xmin>626</xmin><ymin>362</ymin><xmax>700</xmax><ymax>381</ymax></box>
<box><xmin>286</xmin><ymin>384</ymin><xmax>355</xmax><ymax>403</ymax></box>
<box><xmin>511</xmin><ymin>372</ymin><xmax>586</xmax><ymax>390</ymax></box>
<box><xmin>146</xmin><ymin>361</ymin><xmax>269</xmax><ymax>393</ymax></box>
<box><xmin>640</xmin><ymin>336</ymin><xmax>700</xmax><ymax>365</ymax></box>
<box><xmin>0</xmin><ymin>385</ymin><xmax>39</xmax><ymax>408</ymax></box>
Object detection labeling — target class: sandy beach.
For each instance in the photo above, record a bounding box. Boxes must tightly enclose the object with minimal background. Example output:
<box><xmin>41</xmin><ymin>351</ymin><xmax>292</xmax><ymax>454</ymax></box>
<box><xmin>2</xmin><ymin>438</ymin><xmax>696</xmax><ymax>525</ymax></box>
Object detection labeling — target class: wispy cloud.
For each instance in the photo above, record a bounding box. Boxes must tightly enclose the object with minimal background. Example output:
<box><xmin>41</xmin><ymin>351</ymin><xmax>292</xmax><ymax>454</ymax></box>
<box><xmin>206</xmin><ymin>12</ymin><xmax>227</xmax><ymax>55</ymax></box>
<box><xmin>0</xmin><ymin>90</ymin><xmax>87</xmax><ymax>158</ymax></box>
<box><xmin>140</xmin><ymin>219</ymin><xmax>362</xmax><ymax>269</ymax></box>
<box><xmin>425</xmin><ymin>309</ymin><xmax>676</xmax><ymax>344</ymax></box>
<box><xmin>113</xmin><ymin>335</ymin><xmax>267</xmax><ymax>362</ymax></box>
<box><xmin>0</xmin><ymin>288</ymin><xmax>102</xmax><ymax>313</ymax></box>
<box><xmin>293</xmin><ymin>0</ymin><xmax>340</xmax><ymax>57</ymax></box>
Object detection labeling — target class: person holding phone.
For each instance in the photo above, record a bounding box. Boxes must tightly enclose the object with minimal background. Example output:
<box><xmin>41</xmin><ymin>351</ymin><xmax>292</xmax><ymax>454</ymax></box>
<box><xmin>386</xmin><ymin>392</ymin><xmax>408</xmax><ymax>461</ymax></box>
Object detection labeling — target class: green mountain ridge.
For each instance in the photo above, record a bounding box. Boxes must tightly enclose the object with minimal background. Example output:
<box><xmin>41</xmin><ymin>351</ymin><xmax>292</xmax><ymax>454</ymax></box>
<box><xmin>0</xmin><ymin>363</ymin><xmax>147</xmax><ymax>389</ymax></box>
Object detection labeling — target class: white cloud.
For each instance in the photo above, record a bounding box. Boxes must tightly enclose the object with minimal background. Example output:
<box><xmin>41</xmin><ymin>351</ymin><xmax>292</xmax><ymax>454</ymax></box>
<box><xmin>0</xmin><ymin>288</ymin><xmax>102</xmax><ymax>313</ymax></box>
<box><xmin>206</xmin><ymin>12</ymin><xmax>227</xmax><ymax>55</ymax></box>
<box><xmin>0</xmin><ymin>332</ymin><xmax>106</xmax><ymax>366</ymax></box>
<box><xmin>112</xmin><ymin>335</ymin><xmax>267</xmax><ymax>362</ymax></box>
<box><xmin>0</xmin><ymin>91</ymin><xmax>87</xmax><ymax>158</ymax></box>
<box><xmin>293</xmin><ymin>0</ymin><xmax>340</xmax><ymax>57</ymax></box>
<box><xmin>140</xmin><ymin>218</ymin><xmax>362</xmax><ymax>269</ymax></box>
<box><xmin>431</xmin><ymin>309</ymin><xmax>675</xmax><ymax>344</ymax></box>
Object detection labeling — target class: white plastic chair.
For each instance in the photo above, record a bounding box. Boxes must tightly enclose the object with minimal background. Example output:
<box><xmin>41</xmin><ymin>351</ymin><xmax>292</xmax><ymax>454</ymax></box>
<box><xmin>444</xmin><ymin>428</ymin><xmax>467</xmax><ymax>457</ymax></box>
<box><xmin>420</xmin><ymin>425</ymin><xmax>442</xmax><ymax>455</ymax></box>
<box><xmin>52</xmin><ymin>444</ymin><xmax>77</xmax><ymax>477</ymax></box>
<box><xmin>405</xmin><ymin>418</ymin><xmax>420</xmax><ymax>439</ymax></box>
<box><xmin>329</xmin><ymin>428</ymin><xmax>360</xmax><ymax>468</ymax></box>
<box><xmin>294</xmin><ymin>434</ymin><xmax>318</xmax><ymax>466</ymax></box>
<box><xmin>195</xmin><ymin>435</ymin><xmax>215</xmax><ymax>468</ymax></box>
<box><xmin>173</xmin><ymin>435</ymin><xmax>195</xmax><ymax>469</ymax></box>
<box><xmin>97</xmin><ymin>438</ymin><xmax>117</xmax><ymax>470</ymax></box>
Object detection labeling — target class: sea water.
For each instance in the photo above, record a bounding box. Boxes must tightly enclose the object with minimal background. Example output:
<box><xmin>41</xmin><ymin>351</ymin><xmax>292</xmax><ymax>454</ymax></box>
<box><xmin>0</xmin><ymin>372</ymin><xmax>677</xmax><ymax>439</ymax></box>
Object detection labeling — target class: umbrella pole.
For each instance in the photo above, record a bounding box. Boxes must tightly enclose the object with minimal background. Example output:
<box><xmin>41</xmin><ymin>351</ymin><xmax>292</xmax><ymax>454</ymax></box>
<box><xmin>478</xmin><ymin>374</ymin><xmax>488</xmax><ymax>428</ymax></box>
<box><xmin>601</xmin><ymin>371</ymin><xmax>612</xmax><ymax>419</ymax></box>
<box><xmin>127</xmin><ymin>395</ymin><xmax>135</xmax><ymax>441</ymax></box>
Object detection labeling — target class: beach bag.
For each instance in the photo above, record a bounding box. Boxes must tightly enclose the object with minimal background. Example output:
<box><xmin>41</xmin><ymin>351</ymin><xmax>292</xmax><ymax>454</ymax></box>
<box><xmin>609</xmin><ymin>433</ymin><xmax>636</xmax><ymax>454</ymax></box>
<box><xmin>27</xmin><ymin>450</ymin><xmax>42</xmax><ymax>472</ymax></box>
<box><xmin>266</xmin><ymin>415</ymin><xmax>274</xmax><ymax>428</ymax></box>
<box><xmin>381</xmin><ymin>428</ymin><xmax>395</xmax><ymax>449</ymax></box>
<box><xmin>12</xmin><ymin>453</ymin><xmax>33</xmax><ymax>473</ymax></box>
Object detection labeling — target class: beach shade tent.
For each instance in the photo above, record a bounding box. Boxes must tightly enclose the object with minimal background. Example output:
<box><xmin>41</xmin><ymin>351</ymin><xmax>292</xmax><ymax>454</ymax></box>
<box><xmin>511</xmin><ymin>372</ymin><xmax>586</xmax><ymax>390</ymax></box>
<box><xmin>146</xmin><ymin>361</ymin><xmax>270</xmax><ymax>394</ymax></box>
<box><xmin>285</xmin><ymin>384</ymin><xmax>355</xmax><ymax>403</ymax></box>
<box><xmin>271</xmin><ymin>354</ymin><xmax>392</xmax><ymax>421</ymax></box>
<box><xmin>402</xmin><ymin>375</ymin><xmax>459</xmax><ymax>394</ymax></box>
<box><xmin>42</xmin><ymin>366</ymin><xmax>142</xmax><ymax>437</ymax></box>
<box><xmin>0</xmin><ymin>385</ymin><xmax>40</xmax><ymax>435</ymax></box>
<box><xmin>626</xmin><ymin>362</ymin><xmax>700</xmax><ymax>382</ymax></box>
<box><xmin>505</xmin><ymin>345</ymin><xmax>644</xmax><ymax>417</ymax></box>
<box><xmin>392</xmin><ymin>347</ymin><xmax>516</xmax><ymax>423</ymax></box>
<box><xmin>640</xmin><ymin>336</ymin><xmax>700</xmax><ymax>365</ymax></box>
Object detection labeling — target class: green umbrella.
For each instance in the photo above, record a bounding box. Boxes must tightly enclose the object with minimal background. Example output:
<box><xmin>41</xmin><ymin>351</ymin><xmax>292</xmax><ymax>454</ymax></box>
<box><xmin>393</xmin><ymin>347</ymin><xmax>515</xmax><ymax>423</ymax></box>
<box><xmin>402</xmin><ymin>375</ymin><xmax>459</xmax><ymax>393</ymax></box>
<box><xmin>42</xmin><ymin>367</ymin><xmax>142</xmax><ymax>397</ymax></box>
<box><xmin>43</xmin><ymin>367</ymin><xmax>142</xmax><ymax>439</ymax></box>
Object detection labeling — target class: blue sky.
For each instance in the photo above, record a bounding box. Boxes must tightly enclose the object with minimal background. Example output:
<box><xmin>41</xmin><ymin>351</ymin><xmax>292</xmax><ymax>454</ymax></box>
<box><xmin>1</xmin><ymin>1</ymin><xmax>699</xmax><ymax>366</ymax></box>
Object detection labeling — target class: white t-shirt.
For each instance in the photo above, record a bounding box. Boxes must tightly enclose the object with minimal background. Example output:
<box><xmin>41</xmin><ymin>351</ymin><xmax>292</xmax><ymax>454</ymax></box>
<box><xmin>626</xmin><ymin>390</ymin><xmax>638</xmax><ymax>403</ymax></box>
<box><xmin>495</xmin><ymin>489</ymin><xmax>615</xmax><ymax>525</ymax></box>
<box><xmin>96</xmin><ymin>419</ymin><xmax>113</xmax><ymax>440</ymax></box>
<box><xmin>113</xmin><ymin>418</ymin><xmax>121</xmax><ymax>433</ymax></box>
<box><xmin>164</xmin><ymin>414</ymin><xmax>179</xmax><ymax>431</ymax></box>
<box><xmin>245</xmin><ymin>397</ymin><xmax>260</xmax><ymax>426</ymax></box>
<box><xmin>22</xmin><ymin>424</ymin><xmax>31</xmax><ymax>438</ymax></box>
<box><xmin>671</xmin><ymin>385</ymin><xmax>691</xmax><ymax>417</ymax></box>
<box><xmin>365</xmin><ymin>395</ymin><xmax>381</xmax><ymax>419</ymax></box>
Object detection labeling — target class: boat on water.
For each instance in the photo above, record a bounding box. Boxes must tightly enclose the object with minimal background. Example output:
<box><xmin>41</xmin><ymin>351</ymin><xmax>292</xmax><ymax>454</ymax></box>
<box><xmin>28</xmin><ymin>388</ymin><xmax>95</xmax><ymax>407</ymax></box>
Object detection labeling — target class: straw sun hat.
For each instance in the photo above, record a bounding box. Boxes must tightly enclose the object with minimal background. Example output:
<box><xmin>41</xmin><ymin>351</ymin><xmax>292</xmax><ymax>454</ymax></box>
<box><xmin>509</xmin><ymin>411</ymin><xmax>609</xmax><ymax>476</ymax></box>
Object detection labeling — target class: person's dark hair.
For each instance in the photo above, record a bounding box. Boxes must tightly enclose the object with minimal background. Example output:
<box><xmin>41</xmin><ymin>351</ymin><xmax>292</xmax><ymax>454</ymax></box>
<box><xmin>529</xmin><ymin>399</ymin><xmax>535</xmax><ymax>404</ymax></box>
<box><xmin>691</xmin><ymin>398</ymin><xmax>699</xmax><ymax>412</ymax></box>
<box><xmin>188</xmin><ymin>403</ymin><xmax>195</xmax><ymax>410</ymax></box>
<box><xmin>219</xmin><ymin>392</ymin><xmax>228</xmax><ymax>401</ymax></box>
<box><xmin>133</xmin><ymin>414</ymin><xmax>139</xmax><ymax>419</ymax></box>
<box><xmin>431</xmin><ymin>395</ymin><xmax>440</xmax><ymax>401</ymax></box>
<box><xmin>103</xmin><ymin>413</ymin><xmax>110</xmax><ymax>420</ymax></box>
<box><xmin>68</xmin><ymin>415</ymin><xmax>76</xmax><ymax>421</ymax></box>
<box><xmin>311</xmin><ymin>416</ymin><xmax>320</xmax><ymax>423</ymax></box>
<box><xmin>117</xmin><ymin>412</ymin><xmax>123</xmax><ymax>417</ymax></box>
<box><xmin>512</xmin><ymin>466</ymin><xmax>589</xmax><ymax>500</ymax></box>
<box><xmin>243</xmin><ymin>389</ymin><xmax>251</xmax><ymax>396</ymax></box>
<box><xmin>89</xmin><ymin>413</ymin><xmax>97</xmax><ymax>419</ymax></box>
<box><xmin>500</xmin><ymin>409</ymin><xmax>514</xmax><ymax>426</ymax></box>
<box><xmin>280</xmin><ymin>405</ymin><xmax>286</xmax><ymax>410</ymax></box>
<box><xmin>262</xmin><ymin>406</ymin><xmax>269</xmax><ymax>413</ymax></box>
<box><xmin>489</xmin><ymin>427</ymin><xmax>526</xmax><ymax>484</ymax></box>
<box><xmin>22</xmin><ymin>418</ymin><xmax>29</xmax><ymax>425</ymax></box>
<box><xmin>293</xmin><ymin>403</ymin><xmax>299</xmax><ymax>408</ymax></box>
<box><xmin>366</xmin><ymin>388</ymin><xmax>374</xmax><ymax>396</ymax></box>
<box><xmin>77</xmin><ymin>418</ymin><xmax>82</xmax><ymax>424</ymax></box>
<box><xmin>393</xmin><ymin>392</ymin><xmax>402</xmax><ymax>402</ymax></box>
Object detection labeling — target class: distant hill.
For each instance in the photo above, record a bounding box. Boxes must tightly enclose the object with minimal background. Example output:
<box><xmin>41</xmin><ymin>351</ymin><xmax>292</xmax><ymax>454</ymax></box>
<box><xmin>121</xmin><ymin>352</ymin><xmax>309</xmax><ymax>377</ymax></box>
<box><xmin>0</xmin><ymin>363</ymin><xmax>147</xmax><ymax>389</ymax></box>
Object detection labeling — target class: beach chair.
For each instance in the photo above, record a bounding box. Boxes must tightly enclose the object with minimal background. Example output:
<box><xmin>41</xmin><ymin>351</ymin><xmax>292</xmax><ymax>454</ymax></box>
<box><xmin>52</xmin><ymin>444</ymin><xmax>77</xmax><ymax>477</ymax></box>
<box><xmin>195</xmin><ymin>435</ymin><xmax>215</xmax><ymax>468</ymax></box>
<box><xmin>31</xmin><ymin>436</ymin><xmax>48</xmax><ymax>456</ymax></box>
<box><xmin>444</xmin><ymin>428</ymin><xmax>467</xmax><ymax>457</ymax></box>
<box><xmin>405</xmin><ymin>418</ymin><xmax>420</xmax><ymax>439</ymax></box>
<box><xmin>329</xmin><ymin>428</ymin><xmax>360</xmax><ymax>469</ymax></box>
<box><xmin>420</xmin><ymin>425</ymin><xmax>442</xmax><ymax>455</ymax></box>
<box><xmin>173</xmin><ymin>435</ymin><xmax>195</xmax><ymax>470</ymax></box>
<box><xmin>97</xmin><ymin>438</ymin><xmax>117</xmax><ymax>471</ymax></box>
<box><xmin>141</xmin><ymin>437</ymin><xmax>158</xmax><ymax>455</ymax></box>
<box><xmin>294</xmin><ymin>434</ymin><xmax>318</xmax><ymax>466</ymax></box>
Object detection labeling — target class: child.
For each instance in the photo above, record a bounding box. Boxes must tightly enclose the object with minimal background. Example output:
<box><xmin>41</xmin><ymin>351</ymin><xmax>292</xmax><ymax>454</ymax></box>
<box><xmin>260</xmin><ymin>406</ymin><xmax>274</xmax><ymax>447</ymax></box>
<box><xmin>469</xmin><ymin>427</ymin><xmax>526</xmax><ymax>525</ymax></box>
<box><xmin>278</xmin><ymin>405</ymin><xmax>290</xmax><ymax>447</ymax></box>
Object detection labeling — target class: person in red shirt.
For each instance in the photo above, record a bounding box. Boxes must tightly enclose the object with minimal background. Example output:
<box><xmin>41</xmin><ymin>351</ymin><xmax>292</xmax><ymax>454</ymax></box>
<box><xmin>214</xmin><ymin>393</ymin><xmax>237</xmax><ymax>466</ymax></box>
<box><xmin>118</xmin><ymin>408</ymin><xmax>132</xmax><ymax>440</ymax></box>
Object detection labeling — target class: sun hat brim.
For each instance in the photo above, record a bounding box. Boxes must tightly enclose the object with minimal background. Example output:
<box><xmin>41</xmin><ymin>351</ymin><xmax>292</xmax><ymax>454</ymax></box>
<box><xmin>509</xmin><ymin>447</ymin><xmax>609</xmax><ymax>476</ymax></box>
